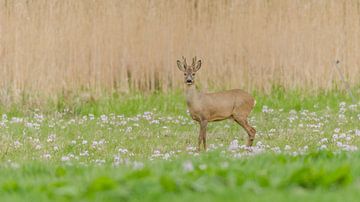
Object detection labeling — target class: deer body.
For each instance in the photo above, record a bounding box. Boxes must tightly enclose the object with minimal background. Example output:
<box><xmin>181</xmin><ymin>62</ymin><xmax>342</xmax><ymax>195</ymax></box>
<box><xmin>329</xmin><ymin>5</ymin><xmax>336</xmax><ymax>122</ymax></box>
<box><xmin>186</xmin><ymin>86</ymin><xmax>254</xmax><ymax>122</ymax></box>
<box><xmin>178</xmin><ymin>57</ymin><xmax>256</xmax><ymax>151</ymax></box>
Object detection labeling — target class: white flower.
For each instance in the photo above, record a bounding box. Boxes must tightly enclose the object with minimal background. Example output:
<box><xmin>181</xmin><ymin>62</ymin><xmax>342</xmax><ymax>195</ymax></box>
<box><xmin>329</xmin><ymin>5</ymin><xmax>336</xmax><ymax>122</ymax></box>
<box><xmin>284</xmin><ymin>145</ymin><xmax>291</xmax><ymax>151</ymax></box>
<box><xmin>92</xmin><ymin>141</ymin><xmax>98</xmax><ymax>147</ymax></box>
<box><xmin>13</xmin><ymin>141</ymin><xmax>22</xmax><ymax>149</ymax></box>
<box><xmin>100</xmin><ymin>115</ymin><xmax>108</xmax><ymax>122</ymax></box>
<box><xmin>82</xmin><ymin>140</ymin><xmax>88</xmax><ymax>145</ymax></box>
<box><xmin>355</xmin><ymin>129</ymin><xmax>360</xmax><ymax>136</ymax></box>
<box><xmin>80</xmin><ymin>150</ymin><xmax>89</xmax><ymax>157</ymax></box>
<box><xmin>47</xmin><ymin>134</ymin><xmax>56</xmax><ymax>142</ymax></box>
<box><xmin>133</xmin><ymin>161</ymin><xmax>144</xmax><ymax>170</ymax></box>
<box><xmin>220</xmin><ymin>162</ymin><xmax>229</xmax><ymax>169</ymax></box>
<box><xmin>271</xmin><ymin>147</ymin><xmax>281</xmax><ymax>153</ymax></box>
<box><xmin>125</xmin><ymin>127</ymin><xmax>132</xmax><ymax>133</ymax></box>
<box><xmin>339</xmin><ymin>102</ymin><xmax>346</xmax><ymax>108</ymax></box>
<box><xmin>186</xmin><ymin>146</ymin><xmax>196</xmax><ymax>152</ymax></box>
<box><xmin>199</xmin><ymin>164</ymin><xmax>207</xmax><ymax>170</ymax></box>
<box><xmin>43</xmin><ymin>153</ymin><xmax>51</xmax><ymax>159</ymax></box>
<box><xmin>336</xmin><ymin>142</ymin><xmax>343</xmax><ymax>147</ymax></box>
<box><xmin>163</xmin><ymin>153</ymin><xmax>171</xmax><ymax>160</ymax></box>
<box><xmin>89</xmin><ymin>114</ymin><xmax>95</xmax><ymax>120</ymax></box>
<box><xmin>95</xmin><ymin>159</ymin><xmax>106</xmax><ymax>165</ymax></box>
<box><xmin>228</xmin><ymin>139</ymin><xmax>239</xmax><ymax>151</ymax></box>
<box><xmin>113</xmin><ymin>155</ymin><xmax>122</xmax><ymax>166</ymax></box>
<box><xmin>119</xmin><ymin>148</ymin><xmax>128</xmax><ymax>154</ymax></box>
<box><xmin>320</xmin><ymin>138</ymin><xmax>328</xmax><ymax>143</ymax></box>
<box><xmin>61</xmin><ymin>156</ymin><xmax>70</xmax><ymax>161</ymax></box>
<box><xmin>319</xmin><ymin>145</ymin><xmax>327</xmax><ymax>150</ymax></box>
<box><xmin>150</xmin><ymin>120</ymin><xmax>160</xmax><ymax>124</ymax></box>
<box><xmin>183</xmin><ymin>161</ymin><xmax>194</xmax><ymax>172</ymax></box>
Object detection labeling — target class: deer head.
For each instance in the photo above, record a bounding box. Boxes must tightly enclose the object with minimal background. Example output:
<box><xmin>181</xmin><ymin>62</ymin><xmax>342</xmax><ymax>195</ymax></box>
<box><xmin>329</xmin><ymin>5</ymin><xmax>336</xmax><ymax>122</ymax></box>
<box><xmin>177</xmin><ymin>56</ymin><xmax>202</xmax><ymax>85</ymax></box>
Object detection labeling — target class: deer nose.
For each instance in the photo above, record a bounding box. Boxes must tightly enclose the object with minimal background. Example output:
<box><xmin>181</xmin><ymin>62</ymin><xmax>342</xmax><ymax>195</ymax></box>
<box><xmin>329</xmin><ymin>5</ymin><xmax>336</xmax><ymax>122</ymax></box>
<box><xmin>186</xmin><ymin>79</ymin><xmax>192</xmax><ymax>83</ymax></box>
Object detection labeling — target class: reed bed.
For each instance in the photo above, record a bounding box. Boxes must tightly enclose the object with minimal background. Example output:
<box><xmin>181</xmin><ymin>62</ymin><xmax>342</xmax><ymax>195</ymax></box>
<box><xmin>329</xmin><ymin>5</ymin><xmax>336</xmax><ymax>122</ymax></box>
<box><xmin>0</xmin><ymin>0</ymin><xmax>359</xmax><ymax>101</ymax></box>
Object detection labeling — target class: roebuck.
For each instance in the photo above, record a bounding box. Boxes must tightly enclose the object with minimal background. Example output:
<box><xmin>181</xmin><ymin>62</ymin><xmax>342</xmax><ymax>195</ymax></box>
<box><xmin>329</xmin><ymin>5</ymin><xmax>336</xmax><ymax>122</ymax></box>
<box><xmin>177</xmin><ymin>57</ymin><xmax>256</xmax><ymax>151</ymax></box>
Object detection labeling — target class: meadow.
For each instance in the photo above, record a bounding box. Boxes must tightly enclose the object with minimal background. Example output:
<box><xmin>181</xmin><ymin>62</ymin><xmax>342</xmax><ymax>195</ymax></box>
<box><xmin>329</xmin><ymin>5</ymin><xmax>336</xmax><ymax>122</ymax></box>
<box><xmin>0</xmin><ymin>88</ymin><xmax>359</xmax><ymax>201</ymax></box>
<box><xmin>1</xmin><ymin>0</ymin><xmax>360</xmax><ymax>201</ymax></box>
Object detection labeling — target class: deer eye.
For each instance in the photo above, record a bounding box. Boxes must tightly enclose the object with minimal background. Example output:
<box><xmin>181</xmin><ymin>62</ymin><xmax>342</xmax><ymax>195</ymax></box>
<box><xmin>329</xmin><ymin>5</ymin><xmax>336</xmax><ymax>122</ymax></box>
<box><xmin>192</xmin><ymin>73</ymin><xmax>195</xmax><ymax>76</ymax></box>
<box><xmin>184</xmin><ymin>73</ymin><xmax>186</xmax><ymax>76</ymax></box>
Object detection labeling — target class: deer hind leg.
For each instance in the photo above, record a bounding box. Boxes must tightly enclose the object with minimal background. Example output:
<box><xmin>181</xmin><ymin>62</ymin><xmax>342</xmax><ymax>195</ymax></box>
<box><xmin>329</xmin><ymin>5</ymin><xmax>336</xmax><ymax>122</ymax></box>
<box><xmin>233</xmin><ymin>116</ymin><xmax>256</xmax><ymax>147</ymax></box>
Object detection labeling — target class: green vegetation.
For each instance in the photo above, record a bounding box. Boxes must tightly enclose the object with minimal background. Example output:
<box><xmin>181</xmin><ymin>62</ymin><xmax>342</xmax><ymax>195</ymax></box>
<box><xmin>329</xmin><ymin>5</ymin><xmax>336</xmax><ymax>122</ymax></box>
<box><xmin>0</xmin><ymin>88</ymin><xmax>359</xmax><ymax>201</ymax></box>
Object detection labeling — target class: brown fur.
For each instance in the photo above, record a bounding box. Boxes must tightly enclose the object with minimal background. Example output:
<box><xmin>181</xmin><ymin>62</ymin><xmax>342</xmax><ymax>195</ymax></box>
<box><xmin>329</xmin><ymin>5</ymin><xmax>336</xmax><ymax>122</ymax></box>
<box><xmin>177</xmin><ymin>57</ymin><xmax>256</xmax><ymax>151</ymax></box>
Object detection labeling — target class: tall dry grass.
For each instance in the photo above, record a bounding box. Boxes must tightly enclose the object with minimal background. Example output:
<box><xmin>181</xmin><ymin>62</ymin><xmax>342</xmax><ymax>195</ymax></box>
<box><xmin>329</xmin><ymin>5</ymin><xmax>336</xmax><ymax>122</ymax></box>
<box><xmin>1</xmin><ymin>0</ymin><xmax>360</xmax><ymax>102</ymax></box>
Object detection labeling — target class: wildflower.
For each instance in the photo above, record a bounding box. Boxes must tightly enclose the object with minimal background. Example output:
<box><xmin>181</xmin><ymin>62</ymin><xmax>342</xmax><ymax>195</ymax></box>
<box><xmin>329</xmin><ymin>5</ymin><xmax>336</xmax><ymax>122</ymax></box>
<box><xmin>199</xmin><ymin>164</ymin><xmax>207</xmax><ymax>170</ymax></box>
<box><xmin>186</xmin><ymin>146</ymin><xmax>196</xmax><ymax>152</ymax></box>
<box><xmin>320</xmin><ymin>138</ymin><xmax>328</xmax><ymax>143</ymax></box>
<box><xmin>271</xmin><ymin>147</ymin><xmax>281</xmax><ymax>153</ymax></box>
<box><xmin>61</xmin><ymin>156</ymin><xmax>70</xmax><ymax>162</ymax></box>
<box><xmin>336</xmin><ymin>142</ymin><xmax>343</xmax><ymax>147</ymax></box>
<box><xmin>113</xmin><ymin>155</ymin><xmax>122</xmax><ymax>166</ymax></box>
<box><xmin>355</xmin><ymin>129</ymin><xmax>360</xmax><ymax>136</ymax></box>
<box><xmin>163</xmin><ymin>153</ymin><xmax>171</xmax><ymax>160</ymax></box>
<box><xmin>125</xmin><ymin>127</ymin><xmax>132</xmax><ymax>133</ymax></box>
<box><xmin>220</xmin><ymin>162</ymin><xmax>229</xmax><ymax>169</ymax></box>
<box><xmin>118</xmin><ymin>148</ymin><xmax>128</xmax><ymax>154</ymax></box>
<box><xmin>150</xmin><ymin>120</ymin><xmax>160</xmax><ymax>124</ymax></box>
<box><xmin>95</xmin><ymin>159</ymin><xmax>106</xmax><ymax>165</ymax></box>
<box><xmin>228</xmin><ymin>139</ymin><xmax>239</xmax><ymax>151</ymax></box>
<box><xmin>319</xmin><ymin>145</ymin><xmax>327</xmax><ymax>150</ymax></box>
<box><xmin>183</xmin><ymin>161</ymin><xmax>194</xmax><ymax>172</ymax></box>
<box><xmin>80</xmin><ymin>150</ymin><xmax>89</xmax><ymax>157</ymax></box>
<box><xmin>92</xmin><ymin>141</ymin><xmax>98</xmax><ymax>148</ymax></box>
<box><xmin>133</xmin><ymin>161</ymin><xmax>144</xmax><ymax>170</ymax></box>
<box><xmin>43</xmin><ymin>153</ymin><xmax>51</xmax><ymax>159</ymax></box>
<box><xmin>100</xmin><ymin>115</ymin><xmax>108</xmax><ymax>122</ymax></box>
<box><xmin>13</xmin><ymin>140</ymin><xmax>22</xmax><ymax>149</ymax></box>
<box><xmin>47</xmin><ymin>134</ymin><xmax>56</xmax><ymax>142</ymax></box>
<box><xmin>284</xmin><ymin>145</ymin><xmax>291</xmax><ymax>151</ymax></box>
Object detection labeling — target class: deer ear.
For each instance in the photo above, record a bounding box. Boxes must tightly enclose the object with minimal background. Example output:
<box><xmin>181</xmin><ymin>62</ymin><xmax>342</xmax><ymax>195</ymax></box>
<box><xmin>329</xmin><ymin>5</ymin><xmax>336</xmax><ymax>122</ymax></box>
<box><xmin>193</xmin><ymin>60</ymin><xmax>201</xmax><ymax>72</ymax></box>
<box><xmin>177</xmin><ymin>60</ymin><xmax>186</xmax><ymax>72</ymax></box>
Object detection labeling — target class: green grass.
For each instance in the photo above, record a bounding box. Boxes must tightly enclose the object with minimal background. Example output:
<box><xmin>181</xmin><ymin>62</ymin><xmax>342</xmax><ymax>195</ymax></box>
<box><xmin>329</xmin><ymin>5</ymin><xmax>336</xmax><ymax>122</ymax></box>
<box><xmin>0</xmin><ymin>87</ymin><xmax>359</xmax><ymax>201</ymax></box>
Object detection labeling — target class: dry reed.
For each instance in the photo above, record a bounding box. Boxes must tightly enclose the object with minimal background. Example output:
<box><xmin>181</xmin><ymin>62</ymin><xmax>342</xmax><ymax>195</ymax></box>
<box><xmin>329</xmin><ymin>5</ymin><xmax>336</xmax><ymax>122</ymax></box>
<box><xmin>0</xmin><ymin>0</ymin><xmax>360</xmax><ymax>102</ymax></box>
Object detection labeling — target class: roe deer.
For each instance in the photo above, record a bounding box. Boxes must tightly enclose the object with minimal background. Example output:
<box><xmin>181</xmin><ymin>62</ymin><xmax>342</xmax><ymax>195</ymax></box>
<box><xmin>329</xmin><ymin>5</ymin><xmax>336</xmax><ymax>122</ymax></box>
<box><xmin>177</xmin><ymin>56</ymin><xmax>256</xmax><ymax>151</ymax></box>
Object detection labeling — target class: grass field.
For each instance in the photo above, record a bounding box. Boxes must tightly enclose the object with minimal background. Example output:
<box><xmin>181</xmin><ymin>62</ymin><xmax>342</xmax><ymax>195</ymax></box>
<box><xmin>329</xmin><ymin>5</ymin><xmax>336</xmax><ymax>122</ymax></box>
<box><xmin>0</xmin><ymin>88</ymin><xmax>359</xmax><ymax>201</ymax></box>
<box><xmin>1</xmin><ymin>1</ymin><xmax>360</xmax><ymax>201</ymax></box>
<box><xmin>1</xmin><ymin>0</ymin><xmax>360</xmax><ymax>96</ymax></box>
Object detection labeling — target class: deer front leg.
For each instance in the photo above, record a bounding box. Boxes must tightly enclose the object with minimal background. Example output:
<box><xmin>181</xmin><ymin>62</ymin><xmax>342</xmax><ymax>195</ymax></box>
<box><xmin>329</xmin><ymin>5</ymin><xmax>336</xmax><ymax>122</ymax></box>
<box><xmin>199</xmin><ymin>120</ymin><xmax>208</xmax><ymax>151</ymax></box>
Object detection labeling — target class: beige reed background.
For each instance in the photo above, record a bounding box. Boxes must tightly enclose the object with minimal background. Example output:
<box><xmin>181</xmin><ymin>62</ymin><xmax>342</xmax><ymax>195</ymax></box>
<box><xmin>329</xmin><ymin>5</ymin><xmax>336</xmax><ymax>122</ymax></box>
<box><xmin>1</xmin><ymin>0</ymin><xmax>360</xmax><ymax>99</ymax></box>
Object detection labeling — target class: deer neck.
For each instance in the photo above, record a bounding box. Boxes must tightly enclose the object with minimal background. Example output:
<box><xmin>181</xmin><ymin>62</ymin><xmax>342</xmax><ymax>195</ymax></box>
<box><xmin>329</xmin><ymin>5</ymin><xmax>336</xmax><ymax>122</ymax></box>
<box><xmin>186</xmin><ymin>85</ymin><xmax>200</xmax><ymax>107</ymax></box>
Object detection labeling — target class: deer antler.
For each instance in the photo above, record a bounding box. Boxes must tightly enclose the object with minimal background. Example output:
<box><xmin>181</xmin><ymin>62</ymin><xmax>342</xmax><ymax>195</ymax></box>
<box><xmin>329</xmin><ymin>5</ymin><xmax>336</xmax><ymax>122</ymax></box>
<box><xmin>182</xmin><ymin>56</ymin><xmax>187</xmax><ymax>66</ymax></box>
<box><xmin>192</xmin><ymin>56</ymin><xmax>197</xmax><ymax>66</ymax></box>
